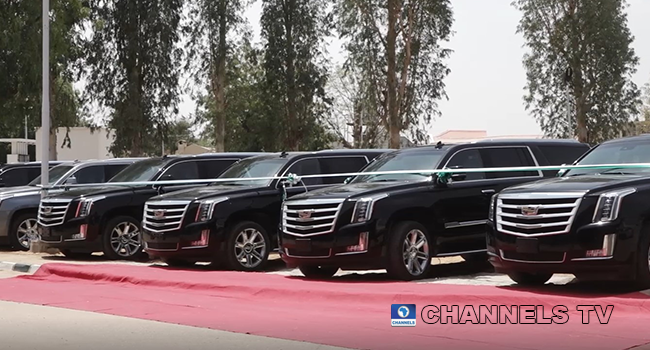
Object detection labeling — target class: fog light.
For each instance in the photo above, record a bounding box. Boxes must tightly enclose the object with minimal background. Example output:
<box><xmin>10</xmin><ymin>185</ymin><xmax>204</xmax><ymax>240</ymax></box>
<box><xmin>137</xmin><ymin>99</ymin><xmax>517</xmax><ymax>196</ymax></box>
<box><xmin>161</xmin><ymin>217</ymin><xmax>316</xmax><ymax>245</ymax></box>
<box><xmin>346</xmin><ymin>232</ymin><xmax>369</xmax><ymax>252</ymax></box>
<box><xmin>188</xmin><ymin>230</ymin><xmax>209</xmax><ymax>247</ymax></box>
<box><xmin>585</xmin><ymin>234</ymin><xmax>616</xmax><ymax>257</ymax></box>
<box><xmin>70</xmin><ymin>225</ymin><xmax>88</xmax><ymax>240</ymax></box>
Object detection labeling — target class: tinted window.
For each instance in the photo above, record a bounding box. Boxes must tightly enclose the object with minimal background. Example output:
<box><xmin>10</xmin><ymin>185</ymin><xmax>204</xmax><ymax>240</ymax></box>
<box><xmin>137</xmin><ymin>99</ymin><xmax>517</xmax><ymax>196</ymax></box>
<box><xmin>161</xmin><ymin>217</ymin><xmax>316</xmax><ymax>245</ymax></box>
<box><xmin>160</xmin><ymin>161</ymin><xmax>199</xmax><ymax>180</ymax></box>
<box><xmin>0</xmin><ymin>168</ymin><xmax>30</xmax><ymax>186</ymax></box>
<box><xmin>538</xmin><ymin>145</ymin><xmax>588</xmax><ymax>165</ymax></box>
<box><xmin>73</xmin><ymin>165</ymin><xmax>105</xmax><ymax>184</ymax></box>
<box><xmin>445</xmin><ymin>149</ymin><xmax>486</xmax><ymax>180</ymax></box>
<box><xmin>111</xmin><ymin>158</ymin><xmax>168</xmax><ymax>183</ymax></box>
<box><xmin>27</xmin><ymin>167</ymin><xmax>41</xmax><ymax>181</ymax></box>
<box><xmin>286</xmin><ymin>158</ymin><xmax>322</xmax><ymax>185</ymax></box>
<box><xmin>319</xmin><ymin>156</ymin><xmax>368</xmax><ymax>184</ymax></box>
<box><xmin>564</xmin><ymin>140</ymin><xmax>650</xmax><ymax>177</ymax></box>
<box><xmin>105</xmin><ymin>164</ymin><xmax>129</xmax><ymax>181</ymax></box>
<box><xmin>198</xmin><ymin>159</ymin><xmax>237</xmax><ymax>179</ymax></box>
<box><xmin>29</xmin><ymin>164</ymin><xmax>74</xmax><ymax>185</ymax></box>
<box><xmin>351</xmin><ymin>150</ymin><xmax>445</xmax><ymax>184</ymax></box>
<box><xmin>482</xmin><ymin>147</ymin><xmax>538</xmax><ymax>179</ymax></box>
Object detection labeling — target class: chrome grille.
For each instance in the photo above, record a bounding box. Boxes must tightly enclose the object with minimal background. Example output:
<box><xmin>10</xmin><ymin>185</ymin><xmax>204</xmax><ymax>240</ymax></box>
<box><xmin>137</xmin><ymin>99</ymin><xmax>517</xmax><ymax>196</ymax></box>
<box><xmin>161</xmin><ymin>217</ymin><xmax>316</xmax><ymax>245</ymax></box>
<box><xmin>496</xmin><ymin>192</ymin><xmax>585</xmax><ymax>237</ymax></box>
<box><xmin>282</xmin><ymin>198</ymin><xmax>345</xmax><ymax>237</ymax></box>
<box><xmin>142</xmin><ymin>200</ymin><xmax>191</xmax><ymax>233</ymax></box>
<box><xmin>38</xmin><ymin>198</ymin><xmax>73</xmax><ymax>227</ymax></box>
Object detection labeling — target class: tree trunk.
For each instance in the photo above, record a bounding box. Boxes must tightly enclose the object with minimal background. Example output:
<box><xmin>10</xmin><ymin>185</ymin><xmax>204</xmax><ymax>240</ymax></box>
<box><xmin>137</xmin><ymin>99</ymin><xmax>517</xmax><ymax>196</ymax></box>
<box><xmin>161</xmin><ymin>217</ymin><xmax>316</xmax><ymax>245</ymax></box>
<box><xmin>48</xmin><ymin>76</ymin><xmax>57</xmax><ymax>160</ymax></box>
<box><xmin>386</xmin><ymin>0</ymin><xmax>400</xmax><ymax>149</ymax></box>
<box><xmin>213</xmin><ymin>0</ymin><xmax>227</xmax><ymax>152</ymax></box>
<box><xmin>352</xmin><ymin>99</ymin><xmax>363</xmax><ymax>148</ymax></box>
<box><xmin>284</xmin><ymin>0</ymin><xmax>299</xmax><ymax>151</ymax></box>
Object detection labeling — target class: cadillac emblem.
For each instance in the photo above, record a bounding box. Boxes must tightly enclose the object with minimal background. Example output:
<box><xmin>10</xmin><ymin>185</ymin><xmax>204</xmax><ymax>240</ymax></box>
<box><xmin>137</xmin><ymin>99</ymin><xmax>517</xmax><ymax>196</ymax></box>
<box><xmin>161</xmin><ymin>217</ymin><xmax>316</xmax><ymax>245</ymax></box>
<box><xmin>520</xmin><ymin>206</ymin><xmax>540</xmax><ymax>216</ymax></box>
<box><xmin>153</xmin><ymin>210</ymin><xmax>166</xmax><ymax>218</ymax></box>
<box><xmin>297</xmin><ymin>210</ymin><xmax>314</xmax><ymax>220</ymax></box>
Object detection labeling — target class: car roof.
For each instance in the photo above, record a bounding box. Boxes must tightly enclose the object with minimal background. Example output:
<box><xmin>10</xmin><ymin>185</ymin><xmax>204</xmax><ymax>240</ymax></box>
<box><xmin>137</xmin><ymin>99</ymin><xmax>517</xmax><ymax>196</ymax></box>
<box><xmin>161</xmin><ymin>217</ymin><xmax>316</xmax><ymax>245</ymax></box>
<box><xmin>240</xmin><ymin>149</ymin><xmax>392</xmax><ymax>161</ymax></box>
<box><xmin>600</xmin><ymin>134</ymin><xmax>650</xmax><ymax>145</ymax></box>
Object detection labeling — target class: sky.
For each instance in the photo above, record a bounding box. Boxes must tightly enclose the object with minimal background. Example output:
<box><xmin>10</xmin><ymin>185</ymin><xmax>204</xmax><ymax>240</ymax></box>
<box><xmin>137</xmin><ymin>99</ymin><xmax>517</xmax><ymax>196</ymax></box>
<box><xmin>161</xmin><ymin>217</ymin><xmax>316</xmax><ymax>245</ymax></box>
<box><xmin>177</xmin><ymin>0</ymin><xmax>650</xmax><ymax>138</ymax></box>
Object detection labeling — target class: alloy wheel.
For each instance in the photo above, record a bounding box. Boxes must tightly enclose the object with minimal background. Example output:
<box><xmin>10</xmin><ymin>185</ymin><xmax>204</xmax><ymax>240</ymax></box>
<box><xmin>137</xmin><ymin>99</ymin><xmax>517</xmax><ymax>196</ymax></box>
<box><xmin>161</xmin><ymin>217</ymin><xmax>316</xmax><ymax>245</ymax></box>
<box><xmin>17</xmin><ymin>218</ymin><xmax>38</xmax><ymax>250</ymax></box>
<box><xmin>402</xmin><ymin>229</ymin><xmax>430</xmax><ymax>276</ymax></box>
<box><xmin>234</xmin><ymin>228</ymin><xmax>267</xmax><ymax>269</ymax></box>
<box><xmin>110</xmin><ymin>222</ymin><xmax>142</xmax><ymax>257</ymax></box>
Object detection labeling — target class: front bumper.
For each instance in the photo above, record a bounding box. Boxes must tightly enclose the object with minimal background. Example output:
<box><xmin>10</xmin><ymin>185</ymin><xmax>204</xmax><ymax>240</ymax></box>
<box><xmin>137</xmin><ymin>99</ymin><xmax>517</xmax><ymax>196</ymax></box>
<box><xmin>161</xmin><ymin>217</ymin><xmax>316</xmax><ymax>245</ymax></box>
<box><xmin>486</xmin><ymin>221</ymin><xmax>637</xmax><ymax>280</ymax></box>
<box><xmin>279</xmin><ymin>221</ymin><xmax>383</xmax><ymax>269</ymax></box>
<box><xmin>38</xmin><ymin>218</ymin><xmax>102</xmax><ymax>252</ymax></box>
<box><xmin>142</xmin><ymin>221</ymin><xmax>217</xmax><ymax>262</ymax></box>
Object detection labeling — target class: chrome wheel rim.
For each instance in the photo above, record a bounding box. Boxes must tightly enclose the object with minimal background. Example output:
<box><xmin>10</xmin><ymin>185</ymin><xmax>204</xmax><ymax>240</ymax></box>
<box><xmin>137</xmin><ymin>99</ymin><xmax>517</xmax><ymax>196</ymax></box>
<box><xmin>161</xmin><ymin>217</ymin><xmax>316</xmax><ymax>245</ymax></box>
<box><xmin>17</xmin><ymin>218</ymin><xmax>38</xmax><ymax>249</ymax></box>
<box><xmin>110</xmin><ymin>222</ymin><xmax>141</xmax><ymax>257</ymax></box>
<box><xmin>234</xmin><ymin>228</ymin><xmax>266</xmax><ymax>268</ymax></box>
<box><xmin>402</xmin><ymin>229</ymin><xmax>429</xmax><ymax>276</ymax></box>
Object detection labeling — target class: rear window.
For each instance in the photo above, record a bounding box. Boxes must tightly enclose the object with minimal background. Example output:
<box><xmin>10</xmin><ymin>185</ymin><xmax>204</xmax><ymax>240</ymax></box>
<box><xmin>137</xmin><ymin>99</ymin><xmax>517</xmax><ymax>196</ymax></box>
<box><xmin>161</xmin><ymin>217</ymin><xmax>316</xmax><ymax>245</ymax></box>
<box><xmin>538</xmin><ymin>145</ymin><xmax>589</xmax><ymax>165</ymax></box>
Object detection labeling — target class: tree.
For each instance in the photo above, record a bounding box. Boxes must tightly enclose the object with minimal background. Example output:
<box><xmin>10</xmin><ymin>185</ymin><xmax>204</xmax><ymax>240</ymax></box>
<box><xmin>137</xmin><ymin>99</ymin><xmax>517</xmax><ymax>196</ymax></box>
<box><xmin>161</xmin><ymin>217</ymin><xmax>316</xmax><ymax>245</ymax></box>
<box><xmin>635</xmin><ymin>81</ymin><xmax>650</xmax><ymax>134</ymax></box>
<box><xmin>260</xmin><ymin>0</ymin><xmax>334</xmax><ymax>151</ymax></box>
<box><xmin>336</xmin><ymin>0</ymin><xmax>453</xmax><ymax>148</ymax></box>
<box><xmin>84</xmin><ymin>0</ymin><xmax>183</xmax><ymax>156</ymax></box>
<box><xmin>514</xmin><ymin>0</ymin><xmax>641</xmax><ymax>143</ymax></box>
<box><xmin>183</xmin><ymin>0</ymin><xmax>246</xmax><ymax>152</ymax></box>
<box><xmin>0</xmin><ymin>0</ymin><xmax>87</xmax><ymax>159</ymax></box>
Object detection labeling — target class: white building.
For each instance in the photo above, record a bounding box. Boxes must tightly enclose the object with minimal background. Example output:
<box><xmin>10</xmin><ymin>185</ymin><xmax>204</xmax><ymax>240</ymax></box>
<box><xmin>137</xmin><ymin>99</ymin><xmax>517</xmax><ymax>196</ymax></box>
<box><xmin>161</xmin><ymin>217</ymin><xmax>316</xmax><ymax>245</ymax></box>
<box><xmin>35</xmin><ymin>127</ymin><xmax>115</xmax><ymax>161</ymax></box>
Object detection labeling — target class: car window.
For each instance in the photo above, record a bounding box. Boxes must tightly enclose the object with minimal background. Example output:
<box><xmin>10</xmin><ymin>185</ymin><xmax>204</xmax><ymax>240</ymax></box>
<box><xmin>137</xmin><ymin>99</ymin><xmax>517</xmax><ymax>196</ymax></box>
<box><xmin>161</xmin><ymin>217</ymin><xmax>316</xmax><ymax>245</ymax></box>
<box><xmin>286</xmin><ymin>158</ymin><xmax>323</xmax><ymax>185</ymax></box>
<box><xmin>198</xmin><ymin>159</ymin><xmax>238</xmax><ymax>179</ymax></box>
<box><xmin>319</xmin><ymin>156</ymin><xmax>368</xmax><ymax>184</ymax></box>
<box><xmin>481</xmin><ymin>147</ymin><xmax>539</xmax><ymax>179</ymax></box>
<box><xmin>537</xmin><ymin>145</ymin><xmax>589</xmax><ymax>165</ymax></box>
<box><xmin>72</xmin><ymin>165</ymin><xmax>106</xmax><ymax>184</ymax></box>
<box><xmin>105</xmin><ymin>164</ymin><xmax>129</xmax><ymax>181</ymax></box>
<box><xmin>160</xmin><ymin>161</ymin><xmax>199</xmax><ymax>180</ymax></box>
<box><xmin>27</xmin><ymin>167</ymin><xmax>41</xmax><ymax>182</ymax></box>
<box><xmin>0</xmin><ymin>168</ymin><xmax>30</xmax><ymax>186</ymax></box>
<box><xmin>445</xmin><ymin>149</ymin><xmax>486</xmax><ymax>181</ymax></box>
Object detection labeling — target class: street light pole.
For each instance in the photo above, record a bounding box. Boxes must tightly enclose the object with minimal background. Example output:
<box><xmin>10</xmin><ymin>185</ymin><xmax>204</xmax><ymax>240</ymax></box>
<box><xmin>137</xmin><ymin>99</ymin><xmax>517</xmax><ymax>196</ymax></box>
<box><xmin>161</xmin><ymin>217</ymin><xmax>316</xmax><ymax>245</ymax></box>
<box><xmin>41</xmin><ymin>0</ymin><xmax>50</xmax><ymax>193</ymax></box>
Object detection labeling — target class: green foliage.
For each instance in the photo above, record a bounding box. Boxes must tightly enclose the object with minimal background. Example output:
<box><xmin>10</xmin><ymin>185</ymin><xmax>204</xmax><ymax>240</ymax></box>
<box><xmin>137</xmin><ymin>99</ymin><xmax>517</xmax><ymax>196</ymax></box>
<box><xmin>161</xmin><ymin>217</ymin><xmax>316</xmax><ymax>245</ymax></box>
<box><xmin>0</xmin><ymin>0</ymin><xmax>87</xmax><ymax>140</ymax></box>
<box><xmin>83</xmin><ymin>0</ymin><xmax>183</xmax><ymax>156</ymax></box>
<box><xmin>514</xmin><ymin>0</ymin><xmax>641</xmax><ymax>143</ymax></box>
<box><xmin>335</xmin><ymin>0</ymin><xmax>454</xmax><ymax>147</ymax></box>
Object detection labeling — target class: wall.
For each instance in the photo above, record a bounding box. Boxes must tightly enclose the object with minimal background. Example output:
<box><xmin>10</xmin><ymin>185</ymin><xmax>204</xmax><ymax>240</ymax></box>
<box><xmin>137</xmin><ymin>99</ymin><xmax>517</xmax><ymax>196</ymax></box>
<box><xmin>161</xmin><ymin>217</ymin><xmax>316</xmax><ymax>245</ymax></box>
<box><xmin>35</xmin><ymin>127</ymin><xmax>115</xmax><ymax>161</ymax></box>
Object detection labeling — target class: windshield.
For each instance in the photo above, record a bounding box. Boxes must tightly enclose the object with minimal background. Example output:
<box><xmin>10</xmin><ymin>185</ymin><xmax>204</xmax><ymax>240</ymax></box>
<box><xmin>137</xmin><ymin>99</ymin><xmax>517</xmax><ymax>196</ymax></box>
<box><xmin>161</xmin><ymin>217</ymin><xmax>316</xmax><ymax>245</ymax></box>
<box><xmin>350</xmin><ymin>151</ymin><xmax>445</xmax><ymax>183</ymax></box>
<box><xmin>564</xmin><ymin>141</ymin><xmax>650</xmax><ymax>177</ymax></box>
<box><xmin>214</xmin><ymin>157</ymin><xmax>288</xmax><ymax>186</ymax></box>
<box><xmin>28</xmin><ymin>165</ymin><xmax>74</xmax><ymax>186</ymax></box>
<box><xmin>110</xmin><ymin>158</ymin><xmax>167</xmax><ymax>183</ymax></box>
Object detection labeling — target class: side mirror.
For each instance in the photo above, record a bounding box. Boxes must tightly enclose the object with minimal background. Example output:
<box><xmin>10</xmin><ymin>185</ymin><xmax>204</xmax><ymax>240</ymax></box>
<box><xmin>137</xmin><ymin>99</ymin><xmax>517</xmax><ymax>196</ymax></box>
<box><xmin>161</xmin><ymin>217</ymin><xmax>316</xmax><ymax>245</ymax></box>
<box><xmin>344</xmin><ymin>177</ymin><xmax>352</xmax><ymax>184</ymax></box>
<box><xmin>450</xmin><ymin>173</ymin><xmax>467</xmax><ymax>181</ymax></box>
<box><xmin>556</xmin><ymin>164</ymin><xmax>567</xmax><ymax>177</ymax></box>
<box><xmin>65</xmin><ymin>176</ymin><xmax>77</xmax><ymax>185</ymax></box>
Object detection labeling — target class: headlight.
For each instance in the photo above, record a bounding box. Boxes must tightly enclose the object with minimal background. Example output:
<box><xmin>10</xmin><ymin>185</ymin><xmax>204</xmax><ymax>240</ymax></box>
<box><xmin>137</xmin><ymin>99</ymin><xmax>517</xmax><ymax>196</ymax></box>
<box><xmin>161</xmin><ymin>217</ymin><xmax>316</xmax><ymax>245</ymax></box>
<box><xmin>351</xmin><ymin>194</ymin><xmax>388</xmax><ymax>223</ymax></box>
<box><xmin>592</xmin><ymin>188</ymin><xmax>636</xmax><ymax>223</ymax></box>
<box><xmin>75</xmin><ymin>196</ymin><xmax>105</xmax><ymax>217</ymax></box>
<box><xmin>488</xmin><ymin>194</ymin><xmax>497</xmax><ymax>221</ymax></box>
<box><xmin>195</xmin><ymin>197</ymin><xmax>229</xmax><ymax>222</ymax></box>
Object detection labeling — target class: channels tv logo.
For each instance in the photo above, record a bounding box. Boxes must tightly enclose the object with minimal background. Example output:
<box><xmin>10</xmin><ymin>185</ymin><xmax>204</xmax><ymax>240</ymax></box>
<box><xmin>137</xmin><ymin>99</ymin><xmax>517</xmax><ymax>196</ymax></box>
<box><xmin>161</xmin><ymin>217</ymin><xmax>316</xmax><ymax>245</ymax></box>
<box><xmin>391</xmin><ymin>304</ymin><xmax>416</xmax><ymax>327</ymax></box>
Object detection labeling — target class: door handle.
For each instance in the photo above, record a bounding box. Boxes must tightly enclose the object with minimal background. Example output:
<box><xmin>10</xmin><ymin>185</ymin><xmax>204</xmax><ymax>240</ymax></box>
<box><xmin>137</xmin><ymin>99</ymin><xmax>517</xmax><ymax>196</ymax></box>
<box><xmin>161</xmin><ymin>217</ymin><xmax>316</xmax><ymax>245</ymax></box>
<box><xmin>482</xmin><ymin>189</ymin><xmax>495</xmax><ymax>195</ymax></box>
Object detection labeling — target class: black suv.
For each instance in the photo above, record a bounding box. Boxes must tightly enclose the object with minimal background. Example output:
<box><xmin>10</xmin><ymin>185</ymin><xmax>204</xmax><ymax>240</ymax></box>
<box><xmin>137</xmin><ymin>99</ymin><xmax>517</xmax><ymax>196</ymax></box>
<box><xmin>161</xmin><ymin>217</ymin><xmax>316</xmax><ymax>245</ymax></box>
<box><xmin>141</xmin><ymin>149</ymin><xmax>390</xmax><ymax>270</ymax></box>
<box><xmin>487</xmin><ymin>135</ymin><xmax>650</xmax><ymax>288</ymax></box>
<box><xmin>0</xmin><ymin>158</ymin><xmax>141</xmax><ymax>250</ymax></box>
<box><xmin>278</xmin><ymin>140</ymin><xmax>590</xmax><ymax>280</ymax></box>
<box><xmin>37</xmin><ymin>153</ymin><xmax>262</xmax><ymax>260</ymax></box>
<box><xmin>0</xmin><ymin>161</ymin><xmax>64</xmax><ymax>188</ymax></box>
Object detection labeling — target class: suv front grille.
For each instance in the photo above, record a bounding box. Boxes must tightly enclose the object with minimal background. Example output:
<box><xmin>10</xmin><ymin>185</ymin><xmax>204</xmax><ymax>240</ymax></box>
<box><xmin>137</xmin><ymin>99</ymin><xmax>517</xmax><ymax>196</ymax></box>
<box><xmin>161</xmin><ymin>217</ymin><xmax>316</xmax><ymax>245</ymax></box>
<box><xmin>142</xmin><ymin>200</ymin><xmax>191</xmax><ymax>233</ymax></box>
<box><xmin>38</xmin><ymin>198</ymin><xmax>73</xmax><ymax>227</ymax></box>
<box><xmin>282</xmin><ymin>198</ymin><xmax>345</xmax><ymax>237</ymax></box>
<box><xmin>496</xmin><ymin>192</ymin><xmax>585</xmax><ymax>237</ymax></box>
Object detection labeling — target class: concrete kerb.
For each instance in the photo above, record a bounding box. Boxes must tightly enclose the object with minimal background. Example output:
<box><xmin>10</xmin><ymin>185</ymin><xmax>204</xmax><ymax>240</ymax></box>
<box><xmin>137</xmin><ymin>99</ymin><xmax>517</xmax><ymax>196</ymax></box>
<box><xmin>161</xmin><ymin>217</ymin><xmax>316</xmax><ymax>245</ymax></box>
<box><xmin>0</xmin><ymin>261</ymin><xmax>41</xmax><ymax>274</ymax></box>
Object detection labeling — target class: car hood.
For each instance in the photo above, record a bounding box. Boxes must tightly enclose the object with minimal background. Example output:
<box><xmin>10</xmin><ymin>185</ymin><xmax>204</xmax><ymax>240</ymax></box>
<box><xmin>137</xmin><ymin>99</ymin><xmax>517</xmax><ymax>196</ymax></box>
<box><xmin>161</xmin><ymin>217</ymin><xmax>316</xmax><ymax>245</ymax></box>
<box><xmin>500</xmin><ymin>175</ymin><xmax>650</xmax><ymax>196</ymax></box>
<box><xmin>289</xmin><ymin>181</ymin><xmax>427</xmax><ymax>201</ymax></box>
<box><xmin>0</xmin><ymin>186</ymin><xmax>41</xmax><ymax>198</ymax></box>
<box><xmin>152</xmin><ymin>185</ymin><xmax>266</xmax><ymax>202</ymax></box>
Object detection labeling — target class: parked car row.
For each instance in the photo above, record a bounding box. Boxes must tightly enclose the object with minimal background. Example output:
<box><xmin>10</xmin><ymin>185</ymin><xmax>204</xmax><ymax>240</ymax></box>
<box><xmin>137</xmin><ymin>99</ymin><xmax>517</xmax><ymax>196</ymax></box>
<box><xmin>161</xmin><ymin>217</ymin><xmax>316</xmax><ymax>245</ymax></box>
<box><xmin>10</xmin><ymin>136</ymin><xmax>648</xmax><ymax>289</ymax></box>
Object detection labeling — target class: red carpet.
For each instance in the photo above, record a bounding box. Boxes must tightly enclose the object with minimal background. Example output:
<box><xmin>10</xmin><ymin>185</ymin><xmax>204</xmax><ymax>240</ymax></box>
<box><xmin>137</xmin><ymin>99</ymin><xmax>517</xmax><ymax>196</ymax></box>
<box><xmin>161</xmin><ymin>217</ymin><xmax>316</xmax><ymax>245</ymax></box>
<box><xmin>1</xmin><ymin>263</ymin><xmax>650</xmax><ymax>350</ymax></box>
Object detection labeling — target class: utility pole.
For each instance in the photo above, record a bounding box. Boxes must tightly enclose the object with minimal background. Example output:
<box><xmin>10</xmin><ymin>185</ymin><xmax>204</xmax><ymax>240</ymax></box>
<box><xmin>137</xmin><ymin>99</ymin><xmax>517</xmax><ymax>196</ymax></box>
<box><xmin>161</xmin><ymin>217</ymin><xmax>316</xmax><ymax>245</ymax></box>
<box><xmin>24</xmin><ymin>115</ymin><xmax>28</xmax><ymax>139</ymax></box>
<box><xmin>41</xmin><ymin>0</ymin><xmax>50</xmax><ymax>191</ymax></box>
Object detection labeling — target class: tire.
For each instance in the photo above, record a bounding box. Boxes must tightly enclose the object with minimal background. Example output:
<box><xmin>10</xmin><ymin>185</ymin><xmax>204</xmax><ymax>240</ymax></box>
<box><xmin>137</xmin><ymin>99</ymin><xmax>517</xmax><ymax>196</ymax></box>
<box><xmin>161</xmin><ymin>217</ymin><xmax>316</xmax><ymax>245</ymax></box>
<box><xmin>461</xmin><ymin>252</ymin><xmax>488</xmax><ymax>263</ymax></box>
<box><xmin>60</xmin><ymin>250</ymin><xmax>93</xmax><ymax>259</ymax></box>
<box><xmin>386</xmin><ymin>221</ymin><xmax>433</xmax><ymax>281</ymax></box>
<box><xmin>634</xmin><ymin>230</ymin><xmax>650</xmax><ymax>289</ymax></box>
<box><xmin>163</xmin><ymin>258</ymin><xmax>196</xmax><ymax>268</ymax></box>
<box><xmin>507</xmin><ymin>271</ymin><xmax>553</xmax><ymax>286</ymax></box>
<box><xmin>101</xmin><ymin>216</ymin><xmax>143</xmax><ymax>260</ymax></box>
<box><xmin>9</xmin><ymin>213</ymin><xmax>38</xmax><ymax>251</ymax></box>
<box><xmin>298</xmin><ymin>265</ymin><xmax>339</xmax><ymax>279</ymax></box>
<box><xmin>223</xmin><ymin>221</ymin><xmax>270</xmax><ymax>271</ymax></box>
